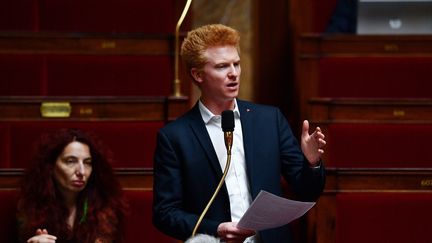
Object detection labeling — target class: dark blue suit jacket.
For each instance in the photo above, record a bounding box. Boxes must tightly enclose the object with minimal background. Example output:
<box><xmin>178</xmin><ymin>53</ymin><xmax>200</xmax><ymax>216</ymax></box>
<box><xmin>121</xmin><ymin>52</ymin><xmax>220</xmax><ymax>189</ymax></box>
<box><xmin>153</xmin><ymin>100</ymin><xmax>325</xmax><ymax>242</ymax></box>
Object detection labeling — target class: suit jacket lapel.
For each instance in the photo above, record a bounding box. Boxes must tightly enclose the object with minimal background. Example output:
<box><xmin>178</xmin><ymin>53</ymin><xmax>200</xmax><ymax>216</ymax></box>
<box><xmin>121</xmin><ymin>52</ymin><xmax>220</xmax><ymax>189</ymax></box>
<box><xmin>187</xmin><ymin>103</ymin><xmax>224</xmax><ymax>178</ymax></box>
<box><xmin>237</xmin><ymin>100</ymin><xmax>257</xmax><ymax>195</ymax></box>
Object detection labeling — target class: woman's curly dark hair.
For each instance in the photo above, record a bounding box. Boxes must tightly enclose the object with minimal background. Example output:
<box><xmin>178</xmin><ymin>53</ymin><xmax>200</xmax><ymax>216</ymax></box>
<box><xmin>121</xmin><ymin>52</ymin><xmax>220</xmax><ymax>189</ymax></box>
<box><xmin>17</xmin><ymin>128</ymin><xmax>127</xmax><ymax>243</ymax></box>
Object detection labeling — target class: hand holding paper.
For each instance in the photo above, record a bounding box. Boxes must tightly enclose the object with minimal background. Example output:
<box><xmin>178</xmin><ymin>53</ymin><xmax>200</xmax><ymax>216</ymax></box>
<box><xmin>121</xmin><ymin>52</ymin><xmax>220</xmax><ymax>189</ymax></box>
<box><xmin>237</xmin><ymin>190</ymin><xmax>316</xmax><ymax>231</ymax></box>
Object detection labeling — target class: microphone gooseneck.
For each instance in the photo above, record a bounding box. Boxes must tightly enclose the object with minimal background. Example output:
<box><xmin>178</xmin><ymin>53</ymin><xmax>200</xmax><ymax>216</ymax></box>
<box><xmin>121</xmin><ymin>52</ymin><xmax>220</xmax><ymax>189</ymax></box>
<box><xmin>192</xmin><ymin>110</ymin><xmax>235</xmax><ymax>237</ymax></box>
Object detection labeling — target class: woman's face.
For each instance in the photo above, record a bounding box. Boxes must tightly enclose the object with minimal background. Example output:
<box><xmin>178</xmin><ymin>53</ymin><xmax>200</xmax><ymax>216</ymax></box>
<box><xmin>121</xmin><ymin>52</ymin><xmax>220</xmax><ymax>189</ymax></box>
<box><xmin>54</xmin><ymin>141</ymin><xmax>93</xmax><ymax>196</ymax></box>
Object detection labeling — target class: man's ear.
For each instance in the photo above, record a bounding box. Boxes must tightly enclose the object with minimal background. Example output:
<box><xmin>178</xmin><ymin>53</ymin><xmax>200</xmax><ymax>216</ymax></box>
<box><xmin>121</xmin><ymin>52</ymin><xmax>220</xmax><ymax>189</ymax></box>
<box><xmin>191</xmin><ymin>68</ymin><xmax>203</xmax><ymax>83</ymax></box>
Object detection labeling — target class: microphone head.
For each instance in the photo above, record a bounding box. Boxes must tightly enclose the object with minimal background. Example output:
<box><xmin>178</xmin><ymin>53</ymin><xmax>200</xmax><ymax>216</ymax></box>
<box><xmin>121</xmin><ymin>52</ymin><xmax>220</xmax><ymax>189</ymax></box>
<box><xmin>221</xmin><ymin>110</ymin><xmax>235</xmax><ymax>132</ymax></box>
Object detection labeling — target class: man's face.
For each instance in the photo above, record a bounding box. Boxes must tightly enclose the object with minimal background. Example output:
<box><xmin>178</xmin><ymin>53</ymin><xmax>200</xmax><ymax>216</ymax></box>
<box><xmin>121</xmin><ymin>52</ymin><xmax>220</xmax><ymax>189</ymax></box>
<box><xmin>193</xmin><ymin>46</ymin><xmax>241</xmax><ymax>104</ymax></box>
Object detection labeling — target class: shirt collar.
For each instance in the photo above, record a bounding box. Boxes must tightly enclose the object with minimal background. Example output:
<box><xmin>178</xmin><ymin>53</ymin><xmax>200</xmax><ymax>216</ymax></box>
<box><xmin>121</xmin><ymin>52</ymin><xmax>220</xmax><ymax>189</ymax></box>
<box><xmin>198</xmin><ymin>99</ymin><xmax>240</xmax><ymax>124</ymax></box>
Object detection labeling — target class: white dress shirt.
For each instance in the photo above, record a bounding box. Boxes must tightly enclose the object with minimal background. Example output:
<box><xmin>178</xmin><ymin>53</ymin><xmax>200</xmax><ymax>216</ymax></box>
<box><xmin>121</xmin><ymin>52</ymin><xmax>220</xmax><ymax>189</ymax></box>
<box><xmin>199</xmin><ymin>100</ymin><xmax>257</xmax><ymax>243</ymax></box>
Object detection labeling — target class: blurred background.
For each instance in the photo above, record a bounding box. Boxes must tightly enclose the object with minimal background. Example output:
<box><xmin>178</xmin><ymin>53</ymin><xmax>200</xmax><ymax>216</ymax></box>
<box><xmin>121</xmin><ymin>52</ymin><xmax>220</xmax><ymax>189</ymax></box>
<box><xmin>0</xmin><ymin>0</ymin><xmax>431</xmax><ymax>242</ymax></box>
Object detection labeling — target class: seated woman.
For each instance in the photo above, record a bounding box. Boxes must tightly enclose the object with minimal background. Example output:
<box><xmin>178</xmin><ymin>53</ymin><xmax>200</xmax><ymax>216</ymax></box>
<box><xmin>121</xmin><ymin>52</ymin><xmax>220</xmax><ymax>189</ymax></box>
<box><xmin>17</xmin><ymin>128</ymin><xmax>127</xmax><ymax>243</ymax></box>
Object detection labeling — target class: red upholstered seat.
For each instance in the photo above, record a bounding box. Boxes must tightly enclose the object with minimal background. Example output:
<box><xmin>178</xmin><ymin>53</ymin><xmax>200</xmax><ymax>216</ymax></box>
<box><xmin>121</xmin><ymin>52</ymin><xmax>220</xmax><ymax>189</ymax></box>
<box><xmin>0</xmin><ymin>189</ymin><xmax>19</xmax><ymax>243</ymax></box>
<box><xmin>326</xmin><ymin>123</ymin><xmax>432</xmax><ymax>168</ymax></box>
<box><xmin>318</xmin><ymin>57</ymin><xmax>432</xmax><ymax>98</ymax></box>
<box><xmin>0</xmin><ymin>0</ymin><xmax>38</xmax><ymax>31</ymax></box>
<box><xmin>0</xmin><ymin>124</ymin><xmax>9</xmax><ymax>168</ymax></box>
<box><xmin>0</xmin><ymin>0</ymin><xmax>177</xmax><ymax>34</ymax></box>
<box><xmin>46</xmin><ymin>55</ymin><xmax>172</xmax><ymax>96</ymax></box>
<box><xmin>0</xmin><ymin>54</ymin><xmax>172</xmax><ymax>96</ymax></box>
<box><xmin>123</xmin><ymin>189</ymin><xmax>178</xmax><ymax>243</ymax></box>
<box><xmin>3</xmin><ymin>121</ymin><xmax>162</xmax><ymax>168</ymax></box>
<box><xmin>336</xmin><ymin>192</ymin><xmax>432</xmax><ymax>243</ymax></box>
<box><xmin>0</xmin><ymin>54</ymin><xmax>44</xmax><ymax>96</ymax></box>
<box><xmin>39</xmin><ymin>0</ymin><xmax>175</xmax><ymax>34</ymax></box>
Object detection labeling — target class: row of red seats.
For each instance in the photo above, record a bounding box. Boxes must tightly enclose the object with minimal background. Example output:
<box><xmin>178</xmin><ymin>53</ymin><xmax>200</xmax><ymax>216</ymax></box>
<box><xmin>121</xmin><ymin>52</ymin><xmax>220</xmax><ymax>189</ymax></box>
<box><xmin>296</xmin><ymin>1</ymin><xmax>432</xmax><ymax>243</ymax></box>
<box><xmin>0</xmin><ymin>189</ymin><xmax>178</xmax><ymax>243</ymax></box>
<box><xmin>326</xmin><ymin>123</ymin><xmax>432</xmax><ymax>168</ymax></box>
<box><xmin>0</xmin><ymin>54</ymin><xmax>172</xmax><ymax>96</ymax></box>
<box><xmin>0</xmin><ymin>1</ymin><xmax>182</xmax><ymax>241</ymax></box>
<box><xmin>2</xmin><ymin>116</ymin><xmax>431</xmax><ymax>170</ymax></box>
<box><xmin>318</xmin><ymin>57</ymin><xmax>432</xmax><ymax>98</ymax></box>
<box><xmin>0</xmin><ymin>0</ymin><xmax>178</xmax><ymax>33</ymax></box>
<box><xmin>6</xmin><ymin>54</ymin><xmax>429</xmax><ymax>99</ymax></box>
<box><xmin>0</xmin><ymin>121</ymin><xmax>163</xmax><ymax>168</ymax></box>
<box><xmin>336</xmin><ymin>192</ymin><xmax>432</xmax><ymax>243</ymax></box>
<box><xmin>4</xmin><ymin>189</ymin><xmax>431</xmax><ymax>243</ymax></box>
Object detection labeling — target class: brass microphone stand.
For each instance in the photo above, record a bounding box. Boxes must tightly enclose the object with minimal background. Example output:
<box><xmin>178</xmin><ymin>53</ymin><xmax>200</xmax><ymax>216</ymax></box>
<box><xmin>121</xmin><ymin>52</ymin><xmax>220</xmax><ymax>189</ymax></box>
<box><xmin>191</xmin><ymin>131</ymin><xmax>233</xmax><ymax>237</ymax></box>
<box><xmin>173</xmin><ymin>0</ymin><xmax>192</xmax><ymax>97</ymax></box>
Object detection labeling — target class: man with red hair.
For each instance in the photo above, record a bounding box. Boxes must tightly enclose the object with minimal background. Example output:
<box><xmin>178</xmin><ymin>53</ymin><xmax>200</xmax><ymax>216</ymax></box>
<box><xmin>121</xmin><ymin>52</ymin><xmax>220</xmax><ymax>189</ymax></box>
<box><xmin>153</xmin><ymin>24</ymin><xmax>326</xmax><ymax>243</ymax></box>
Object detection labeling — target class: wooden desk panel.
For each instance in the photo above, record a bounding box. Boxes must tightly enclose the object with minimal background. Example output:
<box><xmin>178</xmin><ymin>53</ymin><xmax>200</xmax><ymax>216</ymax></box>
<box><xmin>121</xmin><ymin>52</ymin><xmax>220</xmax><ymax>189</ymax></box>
<box><xmin>0</xmin><ymin>96</ymin><xmax>188</xmax><ymax>121</ymax></box>
<box><xmin>0</xmin><ymin>168</ymin><xmax>154</xmax><ymax>190</ymax></box>
<box><xmin>309</xmin><ymin>98</ymin><xmax>432</xmax><ymax>123</ymax></box>
<box><xmin>295</xmin><ymin>35</ymin><xmax>432</xmax><ymax>120</ymax></box>
<box><xmin>0</xmin><ymin>33</ymin><xmax>190</xmax><ymax>98</ymax></box>
<box><xmin>308</xmin><ymin>168</ymin><xmax>432</xmax><ymax>243</ymax></box>
<box><xmin>306</xmin><ymin>97</ymin><xmax>432</xmax><ymax>242</ymax></box>
<box><xmin>0</xmin><ymin>33</ymin><xmax>173</xmax><ymax>55</ymax></box>
<box><xmin>0</xmin><ymin>96</ymin><xmax>189</xmax><ymax>168</ymax></box>
<box><xmin>300</xmin><ymin>34</ymin><xmax>432</xmax><ymax>57</ymax></box>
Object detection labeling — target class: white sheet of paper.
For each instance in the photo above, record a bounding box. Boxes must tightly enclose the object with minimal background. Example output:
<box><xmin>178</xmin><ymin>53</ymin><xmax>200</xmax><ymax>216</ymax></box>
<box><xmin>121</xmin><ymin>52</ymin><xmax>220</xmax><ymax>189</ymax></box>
<box><xmin>237</xmin><ymin>190</ymin><xmax>315</xmax><ymax>231</ymax></box>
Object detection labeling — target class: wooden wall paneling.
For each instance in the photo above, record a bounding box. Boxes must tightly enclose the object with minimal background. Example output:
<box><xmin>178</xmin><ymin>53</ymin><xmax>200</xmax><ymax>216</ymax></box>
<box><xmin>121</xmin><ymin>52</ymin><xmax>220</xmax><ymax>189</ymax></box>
<box><xmin>0</xmin><ymin>33</ymin><xmax>181</xmax><ymax>97</ymax></box>
<box><xmin>0</xmin><ymin>169</ymin><xmax>21</xmax><ymax>189</ymax></box>
<box><xmin>0</xmin><ymin>0</ymin><xmax>186</xmax><ymax>34</ymax></box>
<box><xmin>0</xmin><ymin>124</ymin><xmax>9</xmax><ymax>168</ymax></box>
<box><xmin>115</xmin><ymin>168</ymin><xmax>154</xmax><ymax>190</ymax></box>
<box><xmin>300</xmin><ymin>34</ymin><xmax>432</xmax><ymax>55</ymax></box>
<box><xmin>306</xmin><ymin>194</ymin><xmax>336</xmax><ymax>243</ymax></box>
<box><xmin>309</xmin><ymin>98</ymin><xmax>432</xmax><ymax>123</ymax></box>
<box><xmin>317</xmin><ymin>56</ymin><xmax>432</xmax><ymax>98</ymax></box>
<box><xmin>288</xmin><ymin>2</ymin><xmax>432</xmax><ymax>241</ymax></box>
<box><xmin>40</xmin><ymin>0</ymin><xmax>177</xmax><ymax>33</ymax></box>
<box><xmin>0</xmin><ymin>33</ymin><xmax>172</xmax><ymax>55</ymax></box>
<box><xmin>0</xmin><ymin>97</ymin><xmax>185</xmax><ymax>169</ymax></box>
<box><xmin>253</xmin><ymin>0</ymin><xmax>297</xmax><ymax>126</ymax></box>
<box><xmin>290</xmin><ymin>0</ymin><xmax>339</xmax><ymax>125</ymax></box>
<box><xmin>8</xmin><ymin>121</ymin><xmax>163</xmax><ymax>168</ymax></box>
<box><xmin>0</xmin><ymin>188</ymin><xmax>19</xmax><ymax>243</ymax></box>
<box><xmin>308</xmin><ymin>98</ymin><xmax>432</xmax><ymax>167</ymax></box>
<box><xmin>307</xmin><ymin>98</ymin><xmax>432</xmax><ymax>241</ymax></box>
<box><xmin>297</xmin><ymin>35</ymin><xmax>432</xmax><ymax>120</ymax></box>
<box><xmin>325</xmin><ymin>168</ymin><xmax>432</xmax><ymax>192</ymax></box>
<box><xmin>335</xmin><ymin>192</ymin><xmax>432</xmax><ymax>243</ymax></box>
<box><xmin>46</xmin><ymin>55</ymin><xmax>172</xmax><ymax>96</ymax></box>
<box><xmin>308</xmin><ymin>98</ymin><xmax>432</xmax><ymax>168</ymax></box>
<box><xmin>0</xmin><ymin>1</ymin><xmax>191</xmax><ymax>241</ymax></box>
<box><xmin>0</xmin><ymin>97</ymin><xmax>168</xmax><ymax>121</ymax></box>
<box><xmin>306</xmin><ymin>168</ymin><xmax>432</xmax><ymax>243</ymax></box>
<box><xmin>0</xmin><ymin>168</ymin><xmax>154</xmax><ymax>190</ymax></box>
<box><xmin>296</xmin><ymin>48</ymin><xmax>321</xmax><ymax>124</ymax></box>
<box><xmin>167</xmin><ymin>96</ymin><xmax>189</xmax><ymax>121</ymax></box>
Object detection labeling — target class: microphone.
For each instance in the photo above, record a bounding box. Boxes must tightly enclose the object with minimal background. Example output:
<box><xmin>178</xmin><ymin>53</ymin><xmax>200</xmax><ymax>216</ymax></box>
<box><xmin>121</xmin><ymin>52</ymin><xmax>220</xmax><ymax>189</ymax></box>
<box><xmin>222</xmin><ymin>110</ymin><xmax>235</xmax><ymax>155</ymax></box>
<box><xmin>191</xmin><ymin>110</ymin><xmax>235</xmax><ymax>237</ymax></box>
